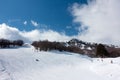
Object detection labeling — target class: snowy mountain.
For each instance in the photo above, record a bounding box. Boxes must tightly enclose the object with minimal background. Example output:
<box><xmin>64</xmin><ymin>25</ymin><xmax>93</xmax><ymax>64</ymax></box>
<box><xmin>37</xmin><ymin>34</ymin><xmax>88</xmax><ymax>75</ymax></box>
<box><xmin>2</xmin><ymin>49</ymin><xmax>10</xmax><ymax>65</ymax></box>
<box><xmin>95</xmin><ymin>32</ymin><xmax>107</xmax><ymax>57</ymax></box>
<box><xmin>0</xmin><ymin>45</ymin><xmax>120</xmax><ymax>80</ymax></box>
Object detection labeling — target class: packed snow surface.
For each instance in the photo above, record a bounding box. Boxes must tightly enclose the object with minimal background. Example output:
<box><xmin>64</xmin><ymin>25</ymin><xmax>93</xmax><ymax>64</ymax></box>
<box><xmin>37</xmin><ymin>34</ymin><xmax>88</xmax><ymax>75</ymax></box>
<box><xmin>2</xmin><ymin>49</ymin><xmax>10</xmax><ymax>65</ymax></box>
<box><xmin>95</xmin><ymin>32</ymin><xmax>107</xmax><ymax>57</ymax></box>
<box><xmin>0</xmin><ymin>46</ymin><xmax>120</xmax><ymax>80</ymax></box>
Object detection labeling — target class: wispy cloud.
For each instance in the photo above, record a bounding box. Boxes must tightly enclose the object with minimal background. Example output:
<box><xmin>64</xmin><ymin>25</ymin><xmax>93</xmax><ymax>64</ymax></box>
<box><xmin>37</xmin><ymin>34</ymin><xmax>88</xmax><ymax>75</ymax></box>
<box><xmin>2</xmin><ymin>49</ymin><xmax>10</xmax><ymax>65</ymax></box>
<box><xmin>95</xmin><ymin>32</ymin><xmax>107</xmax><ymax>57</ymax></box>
<box><xmin>39</xmin><ymin>24</ymin><xmax>48</xmax><ymax>29</ymax></box>
<box><xmin>31</xmin><ymin>20</ymin><xmax>39</xmax><ymax>27</ymax></box>
<box><xmin>8</xmin><ymin>19</ymin><xmax>21</xmax><ymax>24</ymax></box>
<box><xmin>23</xmin><ymin>21</ymin><xmax>27</xmax><ymax>25</ymax></box>
<box><xmin>71</xmin><ymin>0</ymin><xmax>120</xmax><ymax>45</ymax></box>
<box><xmin>66</xmin><ymin>26</ymin><xmax>72</xmax><ymax>29</ymax></box>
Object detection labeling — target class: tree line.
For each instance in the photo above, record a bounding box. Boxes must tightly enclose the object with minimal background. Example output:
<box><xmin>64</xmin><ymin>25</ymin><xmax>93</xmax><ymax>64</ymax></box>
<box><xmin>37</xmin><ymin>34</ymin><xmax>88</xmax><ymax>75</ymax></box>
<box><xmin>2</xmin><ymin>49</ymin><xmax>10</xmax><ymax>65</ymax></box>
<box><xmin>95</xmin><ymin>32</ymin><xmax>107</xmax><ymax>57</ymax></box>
<box><xmin>96</xmin><ymin>44</ymin><xmax>120</xmax><ymax>58</ymax></box>
<box><xmin>0</xmin><ymin>39</ymin><xmax>24</xmax><ymax>48</ymax></box>
<box><xmin>32</xmin><ymin>40</ymin><xmax>120</xmax><ymax>58</ymax></box>
<box><xmin>32</xmin><ymin>40</ymin><xmax>83</xmax><ymax>54</ymax></box>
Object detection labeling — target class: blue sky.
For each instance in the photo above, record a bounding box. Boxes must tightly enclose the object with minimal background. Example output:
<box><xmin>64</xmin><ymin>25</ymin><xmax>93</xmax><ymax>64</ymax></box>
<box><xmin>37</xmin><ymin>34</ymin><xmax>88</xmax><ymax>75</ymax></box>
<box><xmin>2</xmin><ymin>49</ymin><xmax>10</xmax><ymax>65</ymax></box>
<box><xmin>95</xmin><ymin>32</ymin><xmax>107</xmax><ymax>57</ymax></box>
<box><xmin>0</xmin><ymin>0</ymin><xmax>87</xmax><ymax>36</ymax></box>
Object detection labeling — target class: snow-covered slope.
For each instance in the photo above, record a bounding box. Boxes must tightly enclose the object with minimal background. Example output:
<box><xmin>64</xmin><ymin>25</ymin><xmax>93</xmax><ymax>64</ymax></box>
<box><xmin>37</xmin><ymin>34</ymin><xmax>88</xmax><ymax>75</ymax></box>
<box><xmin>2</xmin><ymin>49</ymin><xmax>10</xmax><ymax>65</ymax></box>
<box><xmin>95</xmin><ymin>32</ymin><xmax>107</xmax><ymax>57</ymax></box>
<box><xmin>0</xmin><ymin>46</ymin><xmax>120</xmax><ymax>80</ymax></box>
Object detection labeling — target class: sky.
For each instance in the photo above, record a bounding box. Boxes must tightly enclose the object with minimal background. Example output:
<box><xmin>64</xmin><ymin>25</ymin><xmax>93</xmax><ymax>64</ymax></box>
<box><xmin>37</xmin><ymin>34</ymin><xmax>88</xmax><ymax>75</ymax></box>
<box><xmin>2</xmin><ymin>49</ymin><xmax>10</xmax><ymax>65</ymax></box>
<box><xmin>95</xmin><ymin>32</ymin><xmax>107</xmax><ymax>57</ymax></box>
<box><xmin>0</xmin><ymin>0</ymin><xmax>87</xmax><ymax>36</ymax></box>
<box><xmin>0</xmin><ymin>0</ymin><xmax>120</xmax><ymax>45</ymax></box>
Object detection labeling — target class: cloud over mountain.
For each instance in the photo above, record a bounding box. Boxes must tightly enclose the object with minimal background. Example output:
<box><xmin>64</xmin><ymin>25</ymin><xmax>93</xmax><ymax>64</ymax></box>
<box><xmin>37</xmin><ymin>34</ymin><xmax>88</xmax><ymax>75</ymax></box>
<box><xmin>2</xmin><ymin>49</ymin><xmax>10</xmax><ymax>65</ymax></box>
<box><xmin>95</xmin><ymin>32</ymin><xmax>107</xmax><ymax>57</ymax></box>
<box><xmin>71</xmin><ymin>0</ymin><xmax>120</xmax><ymax>45</ymax></box>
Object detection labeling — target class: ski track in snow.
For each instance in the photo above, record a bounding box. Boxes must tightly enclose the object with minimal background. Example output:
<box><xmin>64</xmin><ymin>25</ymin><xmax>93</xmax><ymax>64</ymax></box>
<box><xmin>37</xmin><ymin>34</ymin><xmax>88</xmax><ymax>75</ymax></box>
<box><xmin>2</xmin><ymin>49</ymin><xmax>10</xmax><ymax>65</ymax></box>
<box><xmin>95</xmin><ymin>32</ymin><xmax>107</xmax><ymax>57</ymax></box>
<box><xmin>0</xmin><ymin>46</ymin><xmax>120</xmax><ymax>80</ymax></box>
<box><xmin>0</xmin><ymin>60</ymin><xmax>13</xmax><ymax>80</ymax></box>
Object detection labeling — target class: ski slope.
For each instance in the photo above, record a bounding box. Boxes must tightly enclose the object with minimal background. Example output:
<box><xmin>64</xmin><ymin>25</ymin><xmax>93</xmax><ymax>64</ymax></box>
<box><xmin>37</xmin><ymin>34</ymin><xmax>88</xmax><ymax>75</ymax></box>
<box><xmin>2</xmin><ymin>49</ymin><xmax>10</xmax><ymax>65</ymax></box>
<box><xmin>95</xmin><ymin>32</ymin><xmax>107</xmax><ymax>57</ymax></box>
<box><xmin>0</xmin><ymin>45</ymin><xmax>120</xmax><ymax>80</ymax></box>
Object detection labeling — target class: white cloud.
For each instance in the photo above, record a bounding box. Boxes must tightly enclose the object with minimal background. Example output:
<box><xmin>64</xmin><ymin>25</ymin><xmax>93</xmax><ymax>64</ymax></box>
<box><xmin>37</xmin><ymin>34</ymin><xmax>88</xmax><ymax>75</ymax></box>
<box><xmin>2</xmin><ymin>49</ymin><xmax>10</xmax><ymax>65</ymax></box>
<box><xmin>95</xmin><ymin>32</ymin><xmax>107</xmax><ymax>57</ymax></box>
<box><xmin>0</xmin><ymin>23</ymin><xmax>29</xmax><ymax>42</ymax></box>
<box><xmin>71</xmin><ymin>0</ymin><xmax>120</xmax><ymax>45</ymax></box>
<box><xmin>23</xmin><ymin>29</ymin><xmax>72</xmax><ymax>42</ymax></box>
<box><xmin>31</xmin><ymin>20</ymin><xmax>39</xmax><ymax>27</ymax></box>
<box><xmin>0</xmin><ymin>23</ymin><xmax>72</xmax><ymax>43</ymax></box>
<box><xmin>23</xmin><ymin>21</ymin><xmax>27</xmax><ymax>25</ymax></box>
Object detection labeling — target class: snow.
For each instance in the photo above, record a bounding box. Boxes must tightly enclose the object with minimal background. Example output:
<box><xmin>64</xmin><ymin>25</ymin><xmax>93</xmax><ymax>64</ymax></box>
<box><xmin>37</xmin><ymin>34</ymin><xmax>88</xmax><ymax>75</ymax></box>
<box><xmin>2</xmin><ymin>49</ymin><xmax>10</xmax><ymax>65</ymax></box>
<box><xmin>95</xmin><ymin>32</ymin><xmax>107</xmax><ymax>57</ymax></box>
<box><xmin>81</xmin><ymin>44</ymin><xmax>85</xmax><ymax>49</ymax></box>
<box><xmin>0</xmin><ymin>45</ymin><xmax>120</xmax><ymax>80</ymax></box>
<box><xmin>87</xmin><ymin>47</ymin><xmax>92</xmax><ymax>50</ymax></box>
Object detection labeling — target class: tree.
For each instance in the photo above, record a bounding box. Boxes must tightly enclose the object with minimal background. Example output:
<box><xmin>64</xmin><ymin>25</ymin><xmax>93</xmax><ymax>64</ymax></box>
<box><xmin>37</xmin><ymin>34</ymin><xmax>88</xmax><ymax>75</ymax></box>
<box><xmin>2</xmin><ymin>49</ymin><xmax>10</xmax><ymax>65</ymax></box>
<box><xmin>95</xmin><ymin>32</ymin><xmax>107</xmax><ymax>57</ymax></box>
<box><xmin>0</xmin><ymin>39</ymin><xmax>10</xmax><ymax>48</ymax></box>
<box><xmin>13</xmin><ymin>40</ymin><xmax>24</xmax><ymax>46</ymax></box>
<box><xmin>96</xmin><ymin>44</ymin><xmax>109</xmax><ymax>57</ymax></box>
